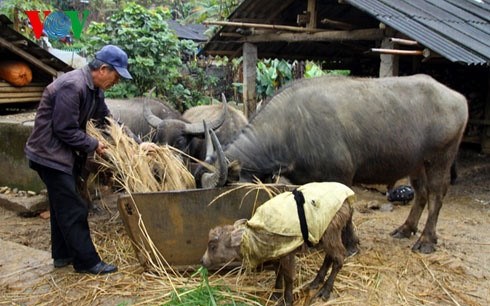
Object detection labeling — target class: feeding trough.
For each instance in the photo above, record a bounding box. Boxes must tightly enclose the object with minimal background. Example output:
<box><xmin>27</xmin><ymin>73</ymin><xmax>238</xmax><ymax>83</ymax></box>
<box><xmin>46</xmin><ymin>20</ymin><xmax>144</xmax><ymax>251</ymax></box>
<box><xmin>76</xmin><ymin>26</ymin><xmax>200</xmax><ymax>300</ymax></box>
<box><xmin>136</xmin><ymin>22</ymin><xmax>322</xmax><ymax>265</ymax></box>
<box><xmin>118</xmin><ymin>184</ymin><xmax>293</xmax><ymax>269</ymax></box>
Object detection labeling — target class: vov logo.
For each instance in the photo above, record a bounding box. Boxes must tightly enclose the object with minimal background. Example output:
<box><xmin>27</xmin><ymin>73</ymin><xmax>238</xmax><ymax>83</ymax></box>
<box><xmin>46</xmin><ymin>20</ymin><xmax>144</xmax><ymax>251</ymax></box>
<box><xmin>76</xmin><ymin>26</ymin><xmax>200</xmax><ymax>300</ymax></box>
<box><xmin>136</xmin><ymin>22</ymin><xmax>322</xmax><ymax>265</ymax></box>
<box><xmin>25</xmin><ymin>10</ymin><xmax>90</xmax><ymax>40</ymax></box>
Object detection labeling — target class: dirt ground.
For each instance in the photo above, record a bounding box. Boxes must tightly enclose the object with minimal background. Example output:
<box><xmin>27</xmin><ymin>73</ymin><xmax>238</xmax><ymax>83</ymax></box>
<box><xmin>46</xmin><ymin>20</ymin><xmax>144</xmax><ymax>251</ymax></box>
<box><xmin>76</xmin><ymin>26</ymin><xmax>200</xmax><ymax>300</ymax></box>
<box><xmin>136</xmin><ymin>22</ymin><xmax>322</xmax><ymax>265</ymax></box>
<box><xmin>0</xmin><ymin>146</ymin><xmax>489</xmax><ymax>305</ymax></box>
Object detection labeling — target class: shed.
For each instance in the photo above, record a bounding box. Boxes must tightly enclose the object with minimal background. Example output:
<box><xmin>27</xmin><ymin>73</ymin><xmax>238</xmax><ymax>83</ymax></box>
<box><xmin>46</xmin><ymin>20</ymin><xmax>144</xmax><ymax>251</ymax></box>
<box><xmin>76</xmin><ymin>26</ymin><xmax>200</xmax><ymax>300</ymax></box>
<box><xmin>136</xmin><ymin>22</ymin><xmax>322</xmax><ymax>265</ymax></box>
<box><xmin>199</xmin><ymin>0</ymin><xmax>490</xmax><ymax>152</ymax></box>
<box><xmin>0</xmin><ymin>14</ymin><xmax>72</xmax><ymax>106</ymax></box>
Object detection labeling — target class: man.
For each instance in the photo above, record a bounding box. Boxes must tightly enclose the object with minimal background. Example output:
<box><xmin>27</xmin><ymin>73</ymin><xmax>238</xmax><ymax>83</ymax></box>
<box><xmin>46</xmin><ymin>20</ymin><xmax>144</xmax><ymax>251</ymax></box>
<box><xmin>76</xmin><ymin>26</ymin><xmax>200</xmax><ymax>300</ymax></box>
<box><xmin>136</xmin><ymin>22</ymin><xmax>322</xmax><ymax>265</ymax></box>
<box><xmin>25</xmin><ymin>45</ymin><xmax>133</xmax><ymax>274</ymax></box>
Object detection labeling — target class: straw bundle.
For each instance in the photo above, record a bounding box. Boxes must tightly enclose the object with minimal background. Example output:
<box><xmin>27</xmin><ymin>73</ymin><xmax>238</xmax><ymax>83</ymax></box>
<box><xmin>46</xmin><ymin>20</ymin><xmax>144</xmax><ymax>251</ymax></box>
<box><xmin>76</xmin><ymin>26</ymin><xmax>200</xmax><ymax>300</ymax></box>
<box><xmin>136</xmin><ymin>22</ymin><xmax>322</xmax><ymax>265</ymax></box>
<box><xmin>86</xmin><ymin>118</ymin><xmax>195</xmax><ymax>193</ymax></box>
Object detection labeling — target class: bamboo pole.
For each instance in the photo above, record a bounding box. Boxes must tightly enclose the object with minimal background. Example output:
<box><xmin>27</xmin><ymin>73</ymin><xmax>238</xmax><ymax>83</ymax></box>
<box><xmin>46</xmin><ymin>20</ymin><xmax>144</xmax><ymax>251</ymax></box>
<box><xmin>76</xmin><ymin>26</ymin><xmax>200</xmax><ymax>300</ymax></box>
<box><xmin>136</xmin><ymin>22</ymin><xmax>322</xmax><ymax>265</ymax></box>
<box><xmin>389</xmin><ymin>37</ymin><xmax>419</xmax><ymax>46</ymax></box>
<box><xmin>203</xmin><ymin>20</ymin><xmax>323</xmax><ymax>33</ymax></box>
<box><xmin>371</xmin><ymin>48</ymin><xmax>429</xmax><ymax>57</ymax></box>
<box><xmin>242</xmin><ymin>28</ymin><xmax>383</xmax><ymax>43</ymax></box>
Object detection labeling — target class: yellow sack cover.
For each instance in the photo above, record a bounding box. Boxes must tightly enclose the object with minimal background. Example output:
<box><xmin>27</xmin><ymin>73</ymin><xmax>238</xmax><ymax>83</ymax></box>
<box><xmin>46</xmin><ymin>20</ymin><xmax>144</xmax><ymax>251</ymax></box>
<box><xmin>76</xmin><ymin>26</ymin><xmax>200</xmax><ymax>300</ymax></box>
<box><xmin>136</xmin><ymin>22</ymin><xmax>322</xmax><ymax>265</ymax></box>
<box><xmin>241</xmin><ymin>182</ymin><xmax>355</xmax><ymax>268</ymax></box>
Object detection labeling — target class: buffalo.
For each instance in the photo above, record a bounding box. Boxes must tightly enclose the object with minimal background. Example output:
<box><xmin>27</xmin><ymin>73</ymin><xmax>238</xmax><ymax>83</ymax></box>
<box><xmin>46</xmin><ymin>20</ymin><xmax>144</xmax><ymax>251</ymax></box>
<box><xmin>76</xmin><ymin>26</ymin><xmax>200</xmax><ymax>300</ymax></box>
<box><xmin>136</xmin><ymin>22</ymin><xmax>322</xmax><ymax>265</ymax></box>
<box><xmin>199</xmin><ymin>74</ymin><xmax>468</xmax><ymax>254</ymax></box>
<box><xmin>106</xmin><ymin>97</ymin><xmax>181</xmax><ymax>140</ymax></box>
<box><xmin>143</xmin><ymin>94</ymin><xmax>248</xmax><ymax>160</ymax></box>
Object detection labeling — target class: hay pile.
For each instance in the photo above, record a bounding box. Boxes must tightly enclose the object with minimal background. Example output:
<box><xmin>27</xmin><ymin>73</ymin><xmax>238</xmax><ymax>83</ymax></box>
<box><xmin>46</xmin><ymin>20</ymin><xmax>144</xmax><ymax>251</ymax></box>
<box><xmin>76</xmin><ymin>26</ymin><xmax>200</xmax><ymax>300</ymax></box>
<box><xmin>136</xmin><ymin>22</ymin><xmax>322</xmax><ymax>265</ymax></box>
<box><xmin>87</xmin><ymin>118</ymin><xmax>195</xmax><ymax>193</ymax></box>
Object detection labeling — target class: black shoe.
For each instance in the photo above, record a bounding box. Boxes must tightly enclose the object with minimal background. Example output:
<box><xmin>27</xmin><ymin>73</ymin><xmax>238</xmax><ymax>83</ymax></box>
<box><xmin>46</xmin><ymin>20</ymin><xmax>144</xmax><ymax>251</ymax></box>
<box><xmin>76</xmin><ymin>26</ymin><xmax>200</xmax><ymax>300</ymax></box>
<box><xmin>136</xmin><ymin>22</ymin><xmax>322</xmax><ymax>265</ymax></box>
<box><xmin>53</xmin><ymin>257</ymin><xmax>73</xmax><ymax>268</ymax></box>
<box><xmin>76</xmin><ymin>261</ymin><xmax>117</xmax><ymax>275</ymax></box>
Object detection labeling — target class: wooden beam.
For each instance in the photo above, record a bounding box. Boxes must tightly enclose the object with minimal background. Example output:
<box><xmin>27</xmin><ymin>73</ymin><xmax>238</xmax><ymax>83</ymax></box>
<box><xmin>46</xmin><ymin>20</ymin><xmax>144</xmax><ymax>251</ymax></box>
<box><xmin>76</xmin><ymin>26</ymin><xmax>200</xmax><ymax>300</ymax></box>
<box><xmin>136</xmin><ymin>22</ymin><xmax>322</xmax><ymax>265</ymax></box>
<box><xmin>379</xmin><ymin>35</ymin><xmax>399</xmax><ymax>77</ymax></box>
<box><xmin>307</xmin><ymin>0</ymin><xmax>317</xmax><ymax>28</ymax></box>
<box><xmin>203</xmin><ymin>20</ymin><xmax>324</xmax><ymax>33</ymax></box>
<box><xmin>481</xmin><ymin>71</ymin><xmax>490</xmax><ymax>153</ymax></box>
<box><xmin>203</xmin><ymin>50</ymin><xmax>240</xmax><ymax>57</ymax></box>
<box><xmin>0</xmin><ymin>37</ymin><xmax>59</xmax><ymax>77</ymax></box>
<box><xmin>241</xmin><ymin>28</ymin><xmax>383</xmax><ymax>43</ymax></box>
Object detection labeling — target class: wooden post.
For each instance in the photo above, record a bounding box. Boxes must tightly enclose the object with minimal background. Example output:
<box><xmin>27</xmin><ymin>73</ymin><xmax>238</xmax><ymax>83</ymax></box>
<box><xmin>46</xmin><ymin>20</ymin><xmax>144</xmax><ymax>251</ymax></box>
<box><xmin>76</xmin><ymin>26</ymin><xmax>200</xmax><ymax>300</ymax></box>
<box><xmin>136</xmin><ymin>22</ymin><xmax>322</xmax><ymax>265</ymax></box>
<box><xmin>481</xmin><ymin>71</ymin><xmax>490</xmax><ymax>153</ymax></box>
<box><xmin>307</xmin><ymin>0</ymin><xmax>317</xmax><ymax>29</ymax></box>
<box><xmin>379</xmin><ymin>28</ymin><xmax>399</xmax><ymax>77</ymax></box>
<box><xmin>242</xmin><ymin>43</ymin><xmax>257</xmax><ymax>118</ymax></box>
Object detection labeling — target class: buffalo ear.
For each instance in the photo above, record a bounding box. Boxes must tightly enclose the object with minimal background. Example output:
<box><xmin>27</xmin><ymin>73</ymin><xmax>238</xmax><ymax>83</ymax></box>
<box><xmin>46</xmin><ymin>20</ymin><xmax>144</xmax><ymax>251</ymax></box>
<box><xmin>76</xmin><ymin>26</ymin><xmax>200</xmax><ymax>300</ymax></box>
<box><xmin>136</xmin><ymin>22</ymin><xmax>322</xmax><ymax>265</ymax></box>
<box><xmin>230</xmin><ymin>227</ymin><xmax>245</xmax><ymax>247</ymax></box>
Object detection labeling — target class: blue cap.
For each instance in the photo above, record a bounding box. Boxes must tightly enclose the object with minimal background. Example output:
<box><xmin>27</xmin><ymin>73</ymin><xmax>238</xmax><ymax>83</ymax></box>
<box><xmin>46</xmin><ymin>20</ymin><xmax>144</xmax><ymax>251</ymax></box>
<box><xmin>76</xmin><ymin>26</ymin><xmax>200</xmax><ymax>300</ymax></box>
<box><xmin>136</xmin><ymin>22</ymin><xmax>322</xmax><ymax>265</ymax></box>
<box><xmin>95</xmin><ymin>45</ymin><xmax>132</xmax><ymax>79</ymax></box>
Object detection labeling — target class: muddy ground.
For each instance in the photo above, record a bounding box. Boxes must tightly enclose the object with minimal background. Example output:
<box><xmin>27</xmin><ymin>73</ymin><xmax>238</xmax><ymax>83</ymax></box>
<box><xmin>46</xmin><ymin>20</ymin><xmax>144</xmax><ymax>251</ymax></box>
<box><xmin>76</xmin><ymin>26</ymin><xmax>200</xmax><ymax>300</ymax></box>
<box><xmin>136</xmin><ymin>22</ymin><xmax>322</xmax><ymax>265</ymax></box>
<box><xmin>0</xmin><ymin>146</ymin><xmax>489</xmax><ymax>305</ymax></box>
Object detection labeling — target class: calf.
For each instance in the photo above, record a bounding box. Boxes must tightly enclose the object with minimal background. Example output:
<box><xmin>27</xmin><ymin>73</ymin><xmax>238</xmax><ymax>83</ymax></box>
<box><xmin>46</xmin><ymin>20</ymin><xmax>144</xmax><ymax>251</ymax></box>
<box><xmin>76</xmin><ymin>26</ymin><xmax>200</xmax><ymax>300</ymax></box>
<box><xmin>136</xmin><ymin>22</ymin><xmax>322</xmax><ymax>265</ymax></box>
<box><xmin>201</xmin><ymin>182</ymin><xmax>359</xmax><ymax>305</ymax></box>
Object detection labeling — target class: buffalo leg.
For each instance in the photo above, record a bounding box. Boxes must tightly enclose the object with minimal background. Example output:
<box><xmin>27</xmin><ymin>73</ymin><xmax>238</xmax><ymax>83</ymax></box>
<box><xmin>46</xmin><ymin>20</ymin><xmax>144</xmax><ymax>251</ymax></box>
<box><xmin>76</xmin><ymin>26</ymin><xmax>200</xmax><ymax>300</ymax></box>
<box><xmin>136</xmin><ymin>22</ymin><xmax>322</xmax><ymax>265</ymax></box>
<box><xmin>412</xmin><ymin>158</ymin><xmax>451</xmax><ymax>253</ymax></box>
<box><xmin>342</xmin><ymin>213</ymin><xmax>359</xmax><ymax>256</ymax></box>
<box><xmin>272</xmin><ymin>261</ymin><xmax>283</xmax><ymax>301</ymax></box>
<box><xmin>391</xmin><ymin>168</ymin><xmax>428</xmax><ymax>239</ymax></box>
<box><xmin>276</xmin><ymin>254</ymin><xmax>295</xmax><ymax>306</ymax></box>
<box><xmin>308</xmin><ymin>255</ymin><xmax>332</xmax><ymax>290</ymax></box>
<box><xmin>314</xmin><ymin>232</ymin><xmax>345</xmax><ymax>301</ymax></box>
<box><xmin>316</xmin><ymin>257</ymin><xmax>343</xmax><ymax>301</ymax></box>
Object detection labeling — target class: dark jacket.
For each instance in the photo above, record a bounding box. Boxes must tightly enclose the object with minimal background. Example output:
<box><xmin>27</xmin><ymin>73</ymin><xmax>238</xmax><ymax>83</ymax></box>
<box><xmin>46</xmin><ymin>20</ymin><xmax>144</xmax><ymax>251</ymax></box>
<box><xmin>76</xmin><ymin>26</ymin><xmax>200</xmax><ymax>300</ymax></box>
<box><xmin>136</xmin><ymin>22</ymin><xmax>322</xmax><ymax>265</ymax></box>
<box><xmin>25</xmin><ymin>66</ymin><xmax>109</xmax><ymax>175</ymax></box>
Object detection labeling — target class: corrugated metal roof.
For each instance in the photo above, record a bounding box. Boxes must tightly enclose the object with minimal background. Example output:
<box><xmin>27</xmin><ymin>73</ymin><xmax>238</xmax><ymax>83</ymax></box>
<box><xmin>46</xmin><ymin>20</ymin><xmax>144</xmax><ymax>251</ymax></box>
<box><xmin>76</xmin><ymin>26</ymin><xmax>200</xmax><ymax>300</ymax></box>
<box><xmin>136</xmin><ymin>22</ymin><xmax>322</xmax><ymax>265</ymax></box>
<box><xmin>200</xmin><ymin>0</ymin><xmax>490</xmax><ymax>66</ymax></box>
<box><xmin>346</xmin><ymin>0</ymin><xmax>490</xmax><ymax>65</ymax></box>
<box><xmin>167</xmin><ymin>20</ymin><xmax>208</xmax><ymax>42</ymax></box>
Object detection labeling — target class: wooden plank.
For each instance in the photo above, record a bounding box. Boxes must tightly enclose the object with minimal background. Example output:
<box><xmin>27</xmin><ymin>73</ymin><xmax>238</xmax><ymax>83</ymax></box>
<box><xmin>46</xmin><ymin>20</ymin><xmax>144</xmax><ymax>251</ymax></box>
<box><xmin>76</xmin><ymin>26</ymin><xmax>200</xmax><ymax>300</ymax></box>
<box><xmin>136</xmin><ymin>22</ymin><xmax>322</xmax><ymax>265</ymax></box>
<box><xmin>0</xmin><ymin>92</ymin><xmax>42</xmax><ymax>98</ymax></box>
<box><xmin>0</xmin><ymin>82</ymin><xmax>46</xmax><ymax>87</ymax></box>
<box><xmin>0</xmin><ymin>96</ymin><xmax>41</xmax><ymax>103</ymax></box>
<box><xmin>0</xmin><ymin>87</ymin><xmax>44</xmax><ymax>93</ymax></box>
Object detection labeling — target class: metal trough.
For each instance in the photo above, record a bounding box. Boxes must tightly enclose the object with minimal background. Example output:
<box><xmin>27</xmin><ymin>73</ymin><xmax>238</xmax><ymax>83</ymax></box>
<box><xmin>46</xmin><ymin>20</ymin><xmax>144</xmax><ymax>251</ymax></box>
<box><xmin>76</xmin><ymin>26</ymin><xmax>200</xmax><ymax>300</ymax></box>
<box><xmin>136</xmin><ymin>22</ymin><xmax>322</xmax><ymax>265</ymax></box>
<box><xmin>118</xmin><ymin>184</ymin><xmax>293</xmax><ymax>269</ymax></box>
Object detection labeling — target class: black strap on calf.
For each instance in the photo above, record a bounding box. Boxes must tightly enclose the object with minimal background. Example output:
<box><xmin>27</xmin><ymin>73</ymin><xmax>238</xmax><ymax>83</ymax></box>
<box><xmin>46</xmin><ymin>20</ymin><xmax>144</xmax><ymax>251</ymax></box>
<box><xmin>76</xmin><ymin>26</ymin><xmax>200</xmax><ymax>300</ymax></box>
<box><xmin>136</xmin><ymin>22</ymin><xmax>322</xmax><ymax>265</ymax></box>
<box><xmin>292</xmin><ymin>188</ymin><xmax>313</xmax><ymax>247</ymax></box>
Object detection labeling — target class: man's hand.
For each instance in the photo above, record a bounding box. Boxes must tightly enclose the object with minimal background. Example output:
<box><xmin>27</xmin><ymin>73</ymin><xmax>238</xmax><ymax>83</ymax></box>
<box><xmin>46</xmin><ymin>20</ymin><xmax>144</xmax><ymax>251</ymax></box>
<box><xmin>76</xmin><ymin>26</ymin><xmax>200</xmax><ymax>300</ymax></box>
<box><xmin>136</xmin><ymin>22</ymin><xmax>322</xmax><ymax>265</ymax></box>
<box><xmin>95</xmin><ymin>141</ymin><xmax>107</xmax><ymax>156</ymax></box>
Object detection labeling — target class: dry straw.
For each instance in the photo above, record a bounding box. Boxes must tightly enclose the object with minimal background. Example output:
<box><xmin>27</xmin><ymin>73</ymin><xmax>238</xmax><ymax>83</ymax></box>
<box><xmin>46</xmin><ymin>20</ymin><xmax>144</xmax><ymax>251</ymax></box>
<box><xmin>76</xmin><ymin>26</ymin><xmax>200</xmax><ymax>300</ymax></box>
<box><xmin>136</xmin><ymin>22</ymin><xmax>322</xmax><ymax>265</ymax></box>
<box><xmin>87</xmin><ymin>118</ymin><xmax>195</xmax><ymax>192</ymax></box>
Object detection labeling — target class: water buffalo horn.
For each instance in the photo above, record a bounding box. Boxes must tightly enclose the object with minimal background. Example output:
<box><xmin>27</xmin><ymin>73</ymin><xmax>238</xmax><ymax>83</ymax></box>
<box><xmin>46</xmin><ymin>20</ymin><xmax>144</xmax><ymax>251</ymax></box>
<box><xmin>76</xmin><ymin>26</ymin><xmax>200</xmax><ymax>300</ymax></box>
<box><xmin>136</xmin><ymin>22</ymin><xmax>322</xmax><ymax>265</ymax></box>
<box><xmin>183</xmin><ymin>95</ymin><xmax>229</xmax><ymax>134</ymax></box>
<box><xmin>203</xmin><ymin>120</ymin><xmax>213</xmax><ymax>161</ymax></box>
<box><xmin>201</xmin><ymin>129</ymin><xmax>228</xmax><ymax>188</ymax></box>
<box><xmin>143</xmin><ymin>87</ymin><xmax>163</xmax><ymax>128</ymax></box>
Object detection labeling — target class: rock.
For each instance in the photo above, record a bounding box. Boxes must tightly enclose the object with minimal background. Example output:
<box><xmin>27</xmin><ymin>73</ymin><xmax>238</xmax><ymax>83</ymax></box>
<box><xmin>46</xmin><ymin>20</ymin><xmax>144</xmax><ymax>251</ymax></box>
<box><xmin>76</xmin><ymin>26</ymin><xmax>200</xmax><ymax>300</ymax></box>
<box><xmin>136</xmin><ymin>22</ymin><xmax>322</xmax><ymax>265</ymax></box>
<box><xmin>380</xmin><ymin>203</ymin><xmax>394</xmax><ymax>212</ymax></box>
<box><xmin>39</xmin><ymin>210</ymin><xmax>50</xmax><ymax>219</ymax></box>
<box><xmin>0</xmin><ymin>193</ymin><xmax>48</xmax><ymax>214</ymax></box>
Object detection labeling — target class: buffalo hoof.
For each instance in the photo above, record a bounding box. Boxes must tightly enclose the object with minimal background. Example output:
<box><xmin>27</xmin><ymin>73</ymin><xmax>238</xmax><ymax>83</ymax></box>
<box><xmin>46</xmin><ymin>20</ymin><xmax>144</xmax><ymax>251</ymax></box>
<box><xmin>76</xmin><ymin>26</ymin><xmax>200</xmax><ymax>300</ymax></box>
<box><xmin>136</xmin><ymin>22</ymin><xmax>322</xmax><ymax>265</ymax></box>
<box><xmin>308</xmin><ymin>279</ymin><xmax>321</xmax><ymax>291</ymax></box>
<box><xmin>346</xmin><ymin>244</ymin><xmax>359</xmax><ymax>257</ymax></box>
<box><xmin>271</xmin><ymin>291</ymin><xmax>282</xmax><ymax>301</ymax></box>
<box><xmin>412</xmin><ymin>237</ymin><xmax>437</xmax><ymax>254</ymax></box>
<box><xmin>390</xmin><ymin>225</ymin><xmax>414</xmax><ymax>239</ymax></box>
<box><xmin>273</xmin><ymin>298</ymin><xmax>291</xmax><ymax>306</ymax></box>
<box><xmin>318</xmin><ymin>290</ymin><xmax>332</xmax><ymax>301</ymax></box>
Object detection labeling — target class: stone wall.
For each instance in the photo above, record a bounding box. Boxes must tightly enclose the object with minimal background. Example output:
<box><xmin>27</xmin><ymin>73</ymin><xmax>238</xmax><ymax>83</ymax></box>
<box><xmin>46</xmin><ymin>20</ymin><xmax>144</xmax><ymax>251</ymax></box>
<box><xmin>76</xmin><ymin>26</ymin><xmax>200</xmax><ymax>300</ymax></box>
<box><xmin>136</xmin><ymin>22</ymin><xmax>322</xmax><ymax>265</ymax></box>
<box><xmin>0</xmin><ymin>121</ymin><xmax>43</xmax><ymax>192</ymax></box>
